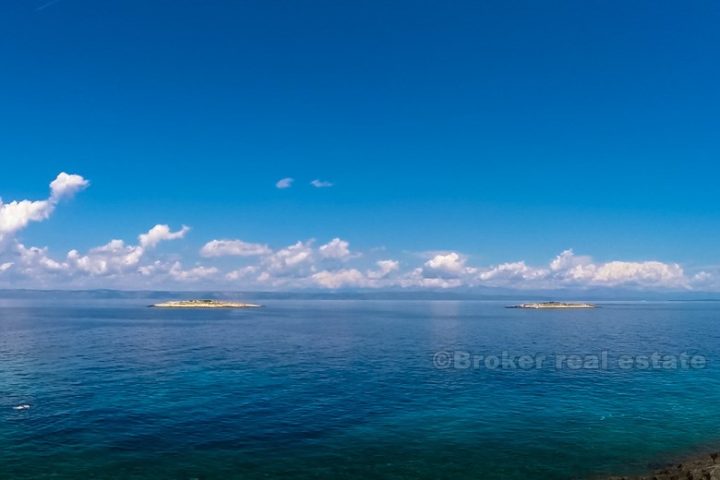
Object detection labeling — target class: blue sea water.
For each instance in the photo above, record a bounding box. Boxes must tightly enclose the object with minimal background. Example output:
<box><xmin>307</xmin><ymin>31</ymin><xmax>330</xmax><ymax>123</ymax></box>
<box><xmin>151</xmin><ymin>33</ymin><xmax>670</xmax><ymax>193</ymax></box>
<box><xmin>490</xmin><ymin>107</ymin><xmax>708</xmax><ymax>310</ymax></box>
<box><xmin>2</xmin><ymin>298</ymin><xmax>720</xmax><ymax>479</ymax></box>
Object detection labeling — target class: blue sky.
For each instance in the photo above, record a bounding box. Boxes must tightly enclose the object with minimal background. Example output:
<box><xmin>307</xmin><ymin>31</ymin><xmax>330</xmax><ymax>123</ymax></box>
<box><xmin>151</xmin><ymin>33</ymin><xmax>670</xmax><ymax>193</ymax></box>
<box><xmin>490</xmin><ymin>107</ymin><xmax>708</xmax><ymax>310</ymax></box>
<box><xmin>0</xmin><ymin>1</ymin><xmax>719</xmax><ymax>290</ymax></box>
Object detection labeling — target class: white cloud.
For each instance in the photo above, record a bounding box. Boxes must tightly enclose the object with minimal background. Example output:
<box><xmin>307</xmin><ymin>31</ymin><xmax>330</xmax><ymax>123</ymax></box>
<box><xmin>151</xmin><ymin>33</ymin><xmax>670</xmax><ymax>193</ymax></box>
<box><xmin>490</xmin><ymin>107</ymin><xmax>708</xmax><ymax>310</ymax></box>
<box><xmin>225</xmin><ymin>266</ymin><xmax>258</xmax><ymax>281</ymax></box>
<box><xmin>67</xmin><ymin>224</ymin><xmax>190</xmax><ymax>276</ymax></box>
<box><xmin>368</xmin><ymin>259</ymin><xmax>399</xmax><ymax>279</ymax></box>
<box><xmin>169</xmin><ymin>262</ymin><xmax>219</xmax><ymax>282</ymax></box>
<box><xmin>452</xmin><ymin>250</ymin><xmax>690</xmax><ymax>290</ymax></box>
<box><xmin>13</xmin><ymin>243</ymin><xmax>67</xmax><ymax>275</ymax></box>
<box><xmin>589</xmin><ymin>261</ymin><xmax>685</xmax><ymax>286</ymax></box>
<box><xmin>545</xmin><ymin>250</ymin><xmax>687</xmax><ymax>288</ymax></box>
<box><xmin>0</xmin><ymin>172</ymin><xmax>88</xmax><ymax>247</ymax></box>
<box><xmin>49</xmin><ymin>172</ymin><xmax>90</xmax><ymax>201</ymax></box>
<box><xmin>67</xmin><ymin>240</ymin><xmax>144</xmax><ymax>276</ymax></box>
<box><xmin>1</xmin><ymin>222</ymin><xmax>198</xmax><ymax>286</ymax></box>
<box><xmin>0</xmin><ymin>174</ymin><xmax>708</xmax><ymax>292</ymax></box>
<box><xmin>423</xmin><ymin>252</ymin><xmax>475</xmax><ymax>278</ymax></box>
<box><xmin>311</xmin><ymin>268</ymin><xmax>365</xmax><ymax>288</ymax></box>
<box><xmin>276</xmin><ymin>177</ymin><xmax>294</xmax><ymax>189</ymax></box>
<box><xmin>318</xmin><ymin>238</ymin><xmax>351</xmax><ymax>260</ymax></box>
<box><xmin>264</xmin><ymin>241</ymin><xmax>314</xmax><ymax>274</ymax></box>
<box><xmin>303</xmin><ymin>260</ymin><xmax>400</xmax><ymax>289</ymax></box>
<box><xmin>479</xmin><ymin>261</ymin><xmax>548</xmax><ymax>283</ymax></box>
<box><xmin>200</xmin><ymin>239</ymin><xmax>271</xmax><ymax>257</ymax></box>
<box><xmin>400</xmin><ymin>267</ymin><xmax>464</xmax><ymax>288</ymax></box>
<box><xmin>60</xmin><ymin>224</ymin><xmax>187</xmax><ymax>277</ymax></box>
<box><xmin>1</xmin><ymin>173</ymin><xmax>709</xmax><ymax>291</ymax></box>
<box><xmin>138</xmin><ymin>261</ymin><xmax>167</xmax><ymax>277</ymax></box>
<box><xmin>0</xmin><ymin>199</ymin><xmax>52</xmax><ymax>242</ymax></box>
<box><xmin>213</xmin><ymin>240</ymin><xmax>394</xmax><ymax>289</ymax></box>
<box><xmin>310</xmin><ymin>179</ymin><xmax>333</xmax><ymax>188</ymax></box>
<box><xmin>693</xmin><ymin>271</ymin><xmax>712</xmax><ymax>284</ymax></box>
<box><xmin>1</xmin><ymin>227</ymin><xmax>703</xmax><ymax>290</ymax></box>
<box><xmin>139</xmin><ymin>224</ymin><xmax>190</xmax><ymax>249</ymax></box>
<box><xmin>549</xmin><ymin>249</ymin><xmax>592</xmax><ymax>272</ymax></box>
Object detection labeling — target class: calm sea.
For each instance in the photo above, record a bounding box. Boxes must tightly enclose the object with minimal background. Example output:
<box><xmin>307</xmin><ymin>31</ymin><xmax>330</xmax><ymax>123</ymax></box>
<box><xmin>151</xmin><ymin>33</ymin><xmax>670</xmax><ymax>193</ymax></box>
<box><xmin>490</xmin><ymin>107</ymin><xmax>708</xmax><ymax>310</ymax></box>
<box><xmin>2</xmin><ymin>298</ymin><xmax>720</xmax><ymax>479</ymax></box>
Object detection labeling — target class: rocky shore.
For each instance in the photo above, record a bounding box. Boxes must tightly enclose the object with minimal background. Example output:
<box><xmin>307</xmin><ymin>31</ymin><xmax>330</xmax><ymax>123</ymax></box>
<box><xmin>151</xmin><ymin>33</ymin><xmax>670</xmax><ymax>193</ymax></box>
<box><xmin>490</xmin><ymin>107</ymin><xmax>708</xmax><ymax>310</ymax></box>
<box><xmin>604</xmin><ymin>451</ymin><xmax>720</xmax><ymax>480</ymax></box>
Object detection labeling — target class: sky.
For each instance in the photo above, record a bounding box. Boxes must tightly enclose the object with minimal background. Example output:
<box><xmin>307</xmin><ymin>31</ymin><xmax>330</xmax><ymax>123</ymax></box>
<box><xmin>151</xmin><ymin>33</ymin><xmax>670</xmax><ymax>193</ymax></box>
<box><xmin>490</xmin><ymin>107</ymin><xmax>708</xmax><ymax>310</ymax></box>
<box><xmin>0</xmin><ymin>0</ymin><xmax>719</xmax><ymax>291</ymax></box>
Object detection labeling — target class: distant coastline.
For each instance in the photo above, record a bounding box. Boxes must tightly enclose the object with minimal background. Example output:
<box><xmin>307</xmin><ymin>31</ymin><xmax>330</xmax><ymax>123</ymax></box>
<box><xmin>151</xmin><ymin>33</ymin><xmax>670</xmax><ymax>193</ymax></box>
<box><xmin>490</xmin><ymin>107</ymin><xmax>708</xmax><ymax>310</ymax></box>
<box><xmin>2</xmin><ymin>288</ymin><xmax>720</xmax><ymax>302</ymax></box>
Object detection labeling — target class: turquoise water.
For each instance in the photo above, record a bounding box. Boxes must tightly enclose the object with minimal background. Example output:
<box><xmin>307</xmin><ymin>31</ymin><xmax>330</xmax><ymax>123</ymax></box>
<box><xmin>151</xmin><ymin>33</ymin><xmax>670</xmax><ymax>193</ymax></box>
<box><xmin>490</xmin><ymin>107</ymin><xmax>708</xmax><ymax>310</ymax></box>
<box><xmin>2</xmin><ymin>299</ymin><xmax>720</xmax><ymax>479</ymax></box>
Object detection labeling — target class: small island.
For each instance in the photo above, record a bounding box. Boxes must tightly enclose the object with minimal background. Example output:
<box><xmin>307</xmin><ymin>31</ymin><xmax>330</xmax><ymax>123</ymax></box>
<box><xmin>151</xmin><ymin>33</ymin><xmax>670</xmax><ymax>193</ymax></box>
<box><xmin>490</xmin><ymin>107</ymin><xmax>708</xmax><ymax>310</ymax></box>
<box><xmin>151</xmin><ymin>299</ymin><xmax>262</xmax><ymax>309</ymax></box>
<box><xmin>506</xmin><ymin>301</ymin><xmax>596</xmax><ymax>309</ymax></box>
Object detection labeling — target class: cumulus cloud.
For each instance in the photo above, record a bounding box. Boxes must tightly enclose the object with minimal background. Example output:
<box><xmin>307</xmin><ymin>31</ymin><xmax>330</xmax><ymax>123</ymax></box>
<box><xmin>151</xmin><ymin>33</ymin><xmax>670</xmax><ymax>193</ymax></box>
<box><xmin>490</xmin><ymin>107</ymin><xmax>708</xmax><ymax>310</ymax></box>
<box><xmin>168</xmin><ymin>262</ymin><xmax>219</xmax><ymax>282</ymax></box>
<box><xmin>263</xmin><ymin>241</ymin><xmax>314</xmax><ymax>274</ymax></box>
<box><xmin>580</xmin><ymin>260</ymin><xmax>685</xmax><ymax>287</ymax></box>
<box><xmin>200</xmin><ymin>239</ymin><xmax>271</xmax><ymax>257</ymax></box>
<box><xmin>0</xmin><ymin>199</ymin><xmax>52</xmax><ymax>244</ymax></box>
<box><xmin>139</xmin><ymin>224</ymin><xmax>190</xmax><ymax>249</ymax></box>
<box><xmin>546</xmin><ymin>250</ymin><xmax>687</xmax><ymax>288</ymax></box>
<box><xmin>249</xmin><ymin>238</ymin><xmax>356</xmax><ymax>285</ymax></box>
<box><xmin>211</xmin><ymin>238</ymin><xmax>393</xmax><ymax>289</ymax></box>
<box><xmin>276</xmin><ymin>177</ymin><xmax>294</xmax><ymax>189</ymax></box>
<box><xmin>0</xmin><ymin>172</ymin><xmax>88</xmax><ymax>247</ymax></box>
<box><xmin>69</xmin><ymin>224</ymin><xmax>189</xmax><ymax>276</ymax></box>
<box><xmin>549</xmin><ymin>249</ymin><xmax>592</xmax><ymax>272</ymax></box>
<box><xmin>422</xmin><ymin>252</ymin><xmax>476</xmax><ymax>279</ymax></box>
<box><xmin>312</xmin><ymin>268</ymin><xmax>365</xmax><ymax>288</ymax></box>
<box><xmin>425</xmin><ymin>252</ymin><xmax>465</xmax><ymax>274</ymax></box>
<box><xmin>310</xmin><ymin>179</ymin><xmax>333</xmax><ymax>188</ymax></box>
<box><xmin>66</xmin><ymin>240</ymin><xmax>144</xmax><ymax>276</ymax></box>
<box><xmin>400</xmin><ymin>267</ymin><xmax>464</xmax><ymax>288</ymax></box>
<box><xmin>472</xmin><ymin>250</ymin><xmax>689</xmax><ymax>289</ymax></box>
<box><xmin>368</xmin><ymin>259</ymin><xmax>399</xmax><ymax>279</ymax></box>
<box><xmin>318</xmin><ymin>238</ymin><xmax>351</xmax><ymax>260</ymax></box>
<box><xmin>479</xmin><ymin>261</ymin><xmax>543</xmax><ymax>283</ymax></box>
<box><xmin>309</xmin><ymin>258</ymin><xmax>402</xmax><ymax>289</ymax></box>
<box><xmin>13</xmin><ymin>243</ymin><xmax>67</xmax><ymax>276</ymax></box>
<box><xmin>49</xmin><ymin>173</ymin><xmax>90</xmax><ymax>201</ymax></box>
<box><xmin>0</xmin><ymin>222</ymin><xmax>197</xmax><ymax>287</ymax></box>
<box><xmin>225</xmin><ymin>266</ymin><xmax>258</xmax><ymax>281</ymax></box>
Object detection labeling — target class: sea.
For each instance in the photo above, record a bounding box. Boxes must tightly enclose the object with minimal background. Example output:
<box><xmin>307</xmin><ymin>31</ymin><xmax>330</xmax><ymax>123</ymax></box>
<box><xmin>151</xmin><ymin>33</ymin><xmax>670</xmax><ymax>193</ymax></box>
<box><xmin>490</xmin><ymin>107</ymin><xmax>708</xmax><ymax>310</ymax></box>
<box><xmin>2</xmin><ymin>295</ymin><xmax>720</xmax><ymax>479</ymax></box>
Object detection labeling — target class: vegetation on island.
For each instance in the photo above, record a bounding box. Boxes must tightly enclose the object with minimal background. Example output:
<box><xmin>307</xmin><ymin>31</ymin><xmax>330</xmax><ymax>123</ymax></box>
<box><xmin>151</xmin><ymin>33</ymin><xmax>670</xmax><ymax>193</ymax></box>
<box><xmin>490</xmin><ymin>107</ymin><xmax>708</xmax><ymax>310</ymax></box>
<box><xmin>151</xmin><ymin>299</ymin><xmax>262</xmax><ymax>308</ymax></box>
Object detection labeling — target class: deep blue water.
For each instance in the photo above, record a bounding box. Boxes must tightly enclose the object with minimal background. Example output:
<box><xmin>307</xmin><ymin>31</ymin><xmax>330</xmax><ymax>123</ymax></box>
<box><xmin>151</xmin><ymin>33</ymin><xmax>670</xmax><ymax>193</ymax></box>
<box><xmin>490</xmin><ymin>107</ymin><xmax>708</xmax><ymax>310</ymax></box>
<box><xmin>2</xmin><ymin>299</ymin><xmax>720</xmax><ymax>479</ymax></box>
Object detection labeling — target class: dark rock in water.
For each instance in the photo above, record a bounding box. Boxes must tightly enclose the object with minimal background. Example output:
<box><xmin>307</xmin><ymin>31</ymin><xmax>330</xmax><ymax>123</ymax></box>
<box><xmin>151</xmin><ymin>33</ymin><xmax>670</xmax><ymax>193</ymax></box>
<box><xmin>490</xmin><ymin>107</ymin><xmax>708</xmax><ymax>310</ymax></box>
<box><xmin>602</xmin><ymin>452</ymin><xmax>720</xmax><ymax>480</ymax></box>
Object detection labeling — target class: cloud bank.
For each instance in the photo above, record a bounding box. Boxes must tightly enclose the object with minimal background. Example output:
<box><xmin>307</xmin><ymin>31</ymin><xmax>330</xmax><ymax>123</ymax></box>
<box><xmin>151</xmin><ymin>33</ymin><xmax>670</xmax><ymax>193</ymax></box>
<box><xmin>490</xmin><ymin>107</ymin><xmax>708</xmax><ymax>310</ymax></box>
<box><xmin>0</xmin><ymin>173</ymin><xmax>715</xmax><ymax>291</ymax></box>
